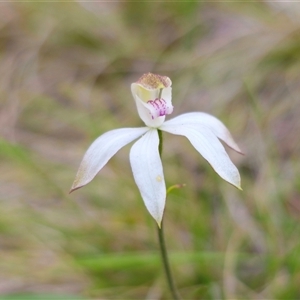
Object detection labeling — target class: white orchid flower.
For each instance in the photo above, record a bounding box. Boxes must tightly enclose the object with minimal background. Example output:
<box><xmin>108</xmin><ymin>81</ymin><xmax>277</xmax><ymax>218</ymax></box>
<box><xmin>70</xmin><ymin>73</ymin><xmax>242</xmax><ymax>225</ymax></box>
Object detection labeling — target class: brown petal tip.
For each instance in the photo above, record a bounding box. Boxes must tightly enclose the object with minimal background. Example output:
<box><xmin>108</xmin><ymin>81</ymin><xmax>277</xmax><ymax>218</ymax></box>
<box><xmin>69</xmin><ymin>185</ymin><xmax>82</xmax><ymax>194</ymax></box>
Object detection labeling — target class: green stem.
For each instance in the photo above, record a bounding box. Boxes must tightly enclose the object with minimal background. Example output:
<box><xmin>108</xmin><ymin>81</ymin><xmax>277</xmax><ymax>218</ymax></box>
<box><xmin>157</xmin><ymin>222</ymin><xmax>180</xmax><ymax>300</ymax></box>
<box><xmin>157</xmin><ymin>129</ymin><xmax>180</xmax><ymax>300</ymax></box>
<box><xmin>158</xmin><ymin>129</ymin><xmax>163</xmax><ymax>156</ymax></box>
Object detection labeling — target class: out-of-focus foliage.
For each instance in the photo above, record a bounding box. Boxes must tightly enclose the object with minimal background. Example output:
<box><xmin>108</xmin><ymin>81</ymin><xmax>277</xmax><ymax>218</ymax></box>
<box><xmin>0</xmin><ymin>1</ymin><xmax>300</xmax><ymax>299</ymax></box>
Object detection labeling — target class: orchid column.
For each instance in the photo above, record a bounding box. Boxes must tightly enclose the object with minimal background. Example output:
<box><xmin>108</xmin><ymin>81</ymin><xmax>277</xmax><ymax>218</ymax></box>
<box><xmin>71</xmin><ymin>73</ymin><xmax>242</xmax><ymax>299</ymax></box>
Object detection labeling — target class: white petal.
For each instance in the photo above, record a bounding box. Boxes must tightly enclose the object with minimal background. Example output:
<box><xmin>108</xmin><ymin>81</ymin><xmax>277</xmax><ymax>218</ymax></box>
<box><xmin>160</xmin><ymin>124</ymin><xmax>241</xmax><ymax>189</ymax></box>
<box><xmin>130</xmin><ymin>129</ymin><xmax>166</xmax><ymax>225</ymax></box>
<box><xmin>71</xmin><ymin>127</ymin><xmax>149</xmax><ymax>192</ymax></box>
<box><xmin>163</xmin><ymin>112</ymin><xmax>242</xmax><ymax>153</ymax></box>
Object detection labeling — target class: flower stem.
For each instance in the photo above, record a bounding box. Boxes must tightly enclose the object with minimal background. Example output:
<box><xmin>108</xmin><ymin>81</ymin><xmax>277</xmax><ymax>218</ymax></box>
<box><xmin>157</xmin><ymin>222</ymin><xmax>181</xmax><ymax>300</ymax></box>
<box><xmin>157</xmin><ymin>129</ymin><xmax>180</xmax><ymax>300</ymax></box>
<box><xmin>158</xmin><ymin>129</ymin><xmax>163</xmax><ymax>156</ymax></box>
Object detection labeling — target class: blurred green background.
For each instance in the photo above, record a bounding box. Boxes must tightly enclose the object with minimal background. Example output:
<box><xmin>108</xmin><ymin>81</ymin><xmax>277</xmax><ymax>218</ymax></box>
<box><xmin>0</xmin><ymin>1</ymin><xmax>300</xmax><ymax>299</ymax></box>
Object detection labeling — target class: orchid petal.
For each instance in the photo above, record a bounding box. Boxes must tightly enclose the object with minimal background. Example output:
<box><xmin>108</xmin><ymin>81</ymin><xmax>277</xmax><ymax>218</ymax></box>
<box><xmin>160</xmin><ymin>124</ymin><xmax>241</xmax><ymax>189</ymax></box>
<box><xmin>71</xmin><ymin>127</ymin><xmax>149</xmax><ymax>192</ymax></box>
<box><xmin>130</xmin><ymin>129</ymin><xmax>166</xmax><ymax>225</ymax></box>
<box><xmin>163</xmin><ymin>112</ymin><xmax>242</xmax><ymax>154</ymax></box>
